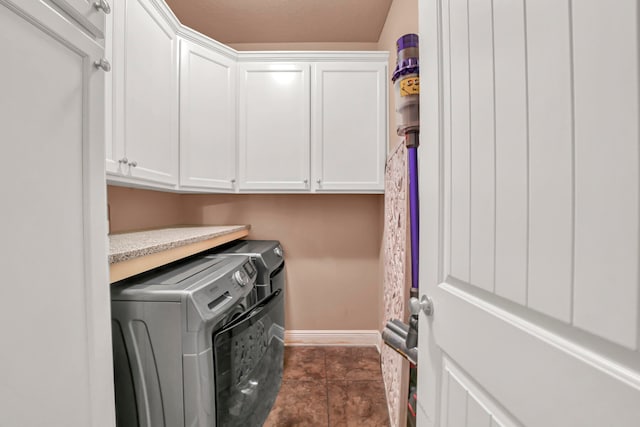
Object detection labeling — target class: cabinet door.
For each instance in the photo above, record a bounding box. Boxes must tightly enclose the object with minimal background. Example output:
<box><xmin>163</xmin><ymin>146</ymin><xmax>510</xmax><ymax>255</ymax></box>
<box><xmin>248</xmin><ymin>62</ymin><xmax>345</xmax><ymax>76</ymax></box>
<box><xmin>104</xmin><ymin>0</ymin><xmax>122</xmax><ymax>175</ymax></box>
<box><xmin>0</xmin><ymin>2</ymin><xmax>114</xmax><ymax>426</ymax></box>
<box><xmin>179</xmin><ymin>39</ymin><xmax>236</xmax><ymax>191</ymax></box>
<box><xmin>238</xmin><ymin>62</ymin><xmax>311</xmax><ymax>191</ymax></box>
<box><xmin>113</xmin><ymin>0</ymin><xmax>178</xmax><ymax>186</ymax></box>
<box><xmin>312</xmin><ymin>62</ymin><xmax>387</xmax><ymax>192</ymax></box>
<box><xmin>49</xmin><ymin>0</ymin><xmax>108</xmax><ymax>38</ymax></box>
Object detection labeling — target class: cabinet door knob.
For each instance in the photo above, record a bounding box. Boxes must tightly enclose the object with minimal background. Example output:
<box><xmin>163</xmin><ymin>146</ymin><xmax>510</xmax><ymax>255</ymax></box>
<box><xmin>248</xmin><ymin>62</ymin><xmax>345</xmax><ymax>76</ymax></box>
<box><xmin>118</xmin><ymin>157</ymin><xmax>128</xmax><ymax>164</ymax></box>
<box><xmin>93</xmin><ymin>0</ymin><xmax>111</xmax><ymax>14</ymax></box>
<box><xmin>316</xmin><ymin>179</ymin><xmax>322</xmax><ymax>185</ymax></box>
<box><xmin>94</xmin><ymin>58</ymin><xmax>111</xmax><ymax>72</ymax></box>
<box><xmin>230</xmin><ymin>178</ymin><xmax>236</xmax><ymax>183</ymax></box>
<box><xmin>303</xmin><ymin>179</ymin><xmax>308</xmax><ymax>185</ymax></box>
<box><xmin>128</xmin><ymin>160</ymin><xmax>137</xmax><ymax>168</ymax></box>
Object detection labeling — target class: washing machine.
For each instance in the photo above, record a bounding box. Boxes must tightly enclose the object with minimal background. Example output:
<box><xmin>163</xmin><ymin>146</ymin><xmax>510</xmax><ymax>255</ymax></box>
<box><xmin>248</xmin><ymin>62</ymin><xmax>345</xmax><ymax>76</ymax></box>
<box><xmin>207</xmin><ymin>240</ymin><xmax>286</xmax><ymax>302</ymax></box>
<box><xmin>111</xmin><ymin>254</ymin><xmax>285</xmax><ymax>427</ymax></box>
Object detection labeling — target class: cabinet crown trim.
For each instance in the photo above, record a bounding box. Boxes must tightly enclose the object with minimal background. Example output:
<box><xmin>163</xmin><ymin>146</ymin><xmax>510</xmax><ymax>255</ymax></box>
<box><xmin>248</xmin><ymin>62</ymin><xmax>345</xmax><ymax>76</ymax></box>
<box><xmin>177</xmin><ymin>27</ymin><xmax>237</xmax><ymax>60</ymax></box>
<box><xmin>236</xmin><ymin>51</ymin><xmax>389</xmax><ymax>62</ymax></box>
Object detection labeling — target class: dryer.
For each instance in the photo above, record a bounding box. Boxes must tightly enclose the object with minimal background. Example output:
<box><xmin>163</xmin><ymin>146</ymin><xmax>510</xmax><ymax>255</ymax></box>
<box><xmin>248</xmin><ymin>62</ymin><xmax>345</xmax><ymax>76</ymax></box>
<box><xmin>111</xmin><ymin>254</ymin><xmax>284</xmax><ymax>427</ymax></box>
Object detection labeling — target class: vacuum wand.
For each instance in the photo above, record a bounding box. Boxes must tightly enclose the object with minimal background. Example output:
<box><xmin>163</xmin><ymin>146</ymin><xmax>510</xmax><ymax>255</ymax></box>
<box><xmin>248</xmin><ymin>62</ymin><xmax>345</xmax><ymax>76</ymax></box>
<box><xmin>382</xmin><ymin>321</ymin><xmax>418</xmax><ymax>365</ymax></box>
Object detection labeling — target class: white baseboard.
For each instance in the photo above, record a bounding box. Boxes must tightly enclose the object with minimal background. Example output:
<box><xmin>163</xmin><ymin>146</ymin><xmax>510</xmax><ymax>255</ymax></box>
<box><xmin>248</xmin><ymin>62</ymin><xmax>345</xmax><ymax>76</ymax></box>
<box><xmin>285</xmin><ymin>330</ymin><xmax>382</xmax><ymax>351</ymax></box>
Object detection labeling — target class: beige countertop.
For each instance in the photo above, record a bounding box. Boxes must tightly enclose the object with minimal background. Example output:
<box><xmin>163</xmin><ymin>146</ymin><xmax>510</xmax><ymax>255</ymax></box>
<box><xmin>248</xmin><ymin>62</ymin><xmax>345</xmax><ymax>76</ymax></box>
<box><xmin>108</xmin><ymin>225</ymin><xmax>251</xmax><ymax>283</ymax></box>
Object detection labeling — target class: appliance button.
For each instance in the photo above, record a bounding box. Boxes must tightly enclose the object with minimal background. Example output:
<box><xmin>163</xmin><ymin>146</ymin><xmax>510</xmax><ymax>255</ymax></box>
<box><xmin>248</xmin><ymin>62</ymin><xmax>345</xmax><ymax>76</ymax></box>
<box><xmin>233</xmin><ymin>270</ymin><xmax>249</xmax><ymax>287</ymax></box>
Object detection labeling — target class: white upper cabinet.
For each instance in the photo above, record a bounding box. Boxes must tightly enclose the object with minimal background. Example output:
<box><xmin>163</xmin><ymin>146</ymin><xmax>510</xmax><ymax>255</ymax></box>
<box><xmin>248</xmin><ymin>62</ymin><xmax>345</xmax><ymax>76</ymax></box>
<box><xmin>104</xmin><ymin>0</ymin><xmax>388</xmax><ymax>193</ymax></box>
<box><xmin>110</xmin><ymin>0</ymin><xmax>178</xmax><ymax>187</ymax></box>
<box><xmin>238</xmin><ymin>62</ymin><xmax>311</xmax><ymax>191</ymax></box>
<box><xmin>179</xmin><ymin>38</ymin><xmax>237</xmax><ymax>191</ymax></box>
<box><xmin>311</xmin><ymin>62</ymin><xmax>387</xmax><ymax>192</ymax></box>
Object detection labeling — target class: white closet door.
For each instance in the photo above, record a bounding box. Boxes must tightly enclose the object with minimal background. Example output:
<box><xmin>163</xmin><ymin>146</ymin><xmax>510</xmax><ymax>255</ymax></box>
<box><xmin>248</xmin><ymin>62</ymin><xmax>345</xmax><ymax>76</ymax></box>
<box><xmin>417</xmin><ymin>0</ymin><xmax>640</xmax><ymax>425</ymax></box>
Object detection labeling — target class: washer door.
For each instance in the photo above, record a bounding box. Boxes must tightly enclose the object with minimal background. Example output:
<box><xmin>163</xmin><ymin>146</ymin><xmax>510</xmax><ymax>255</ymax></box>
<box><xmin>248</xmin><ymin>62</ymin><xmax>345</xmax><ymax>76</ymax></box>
<box><xmin>212</xmin><ymin>289</ymin><xmax>285</xmax><ymax>427</ymax></box>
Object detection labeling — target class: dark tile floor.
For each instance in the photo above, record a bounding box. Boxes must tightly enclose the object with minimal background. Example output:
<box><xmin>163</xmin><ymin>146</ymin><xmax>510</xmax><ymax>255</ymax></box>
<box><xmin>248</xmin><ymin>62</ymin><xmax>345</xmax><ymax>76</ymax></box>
<box><xmin>264</xmin><ymin>346</ymin><xmax>390</xmax><ymax>427</ymax></box>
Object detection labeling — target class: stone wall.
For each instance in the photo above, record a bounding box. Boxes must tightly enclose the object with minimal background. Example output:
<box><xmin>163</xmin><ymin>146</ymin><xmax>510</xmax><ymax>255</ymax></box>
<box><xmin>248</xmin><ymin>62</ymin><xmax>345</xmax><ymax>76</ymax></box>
<box><xmin>381</xmin><ymin>142</ymin><xmax>409</xmax><ymax>426</ymax></box>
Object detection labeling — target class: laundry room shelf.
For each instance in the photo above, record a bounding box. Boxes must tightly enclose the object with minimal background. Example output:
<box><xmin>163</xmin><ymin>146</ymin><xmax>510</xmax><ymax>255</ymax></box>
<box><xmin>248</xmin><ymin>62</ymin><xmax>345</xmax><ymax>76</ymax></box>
<box><xmin>108</xmin><ymin>225</ymin><xmax>250</xmax><ymax>283</ymax></box>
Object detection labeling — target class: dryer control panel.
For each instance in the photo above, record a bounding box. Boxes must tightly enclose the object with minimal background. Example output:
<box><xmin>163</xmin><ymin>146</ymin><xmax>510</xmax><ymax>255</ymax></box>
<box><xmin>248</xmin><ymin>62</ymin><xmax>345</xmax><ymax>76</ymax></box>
<box><xmin>233</xmin><ymin>260</ymin><xmax>258</xmax><ymax>286</ymax></box>
<box><xmin>233</xmin><ymin>270</ymin><xmax>250</xmax><ymax>287</ymax></box>
<box><xmin>242</xmin><ymin>260</ymin><xmax>257</xmax><ymax>277</ymax></box>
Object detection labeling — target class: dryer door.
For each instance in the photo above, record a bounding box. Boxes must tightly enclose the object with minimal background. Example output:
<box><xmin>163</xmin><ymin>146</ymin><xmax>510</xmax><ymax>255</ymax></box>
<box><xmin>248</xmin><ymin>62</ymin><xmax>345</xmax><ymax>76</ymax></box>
<box><xmin>212</xmin><ymin>289</ymin><xmax>285</xmax><ymax>427</ymax></box>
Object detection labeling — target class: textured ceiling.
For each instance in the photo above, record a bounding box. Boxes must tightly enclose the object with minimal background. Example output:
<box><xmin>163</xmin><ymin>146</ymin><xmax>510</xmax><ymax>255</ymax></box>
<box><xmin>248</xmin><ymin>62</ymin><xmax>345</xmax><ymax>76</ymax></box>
<box><xmin>165</xmin><ymin>0</ymin><xmax>393</xmax><ymax>44</ymax></box>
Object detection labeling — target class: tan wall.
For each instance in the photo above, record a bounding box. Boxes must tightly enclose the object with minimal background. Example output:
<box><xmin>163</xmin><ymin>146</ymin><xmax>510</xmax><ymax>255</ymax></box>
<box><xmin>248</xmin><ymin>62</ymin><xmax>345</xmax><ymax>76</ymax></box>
<box><xmin>377</xmin><ymin>0</ymin><xmax>419</xmax><ymax>153</ymax></box>
<box><xmin>108</xmin><ymin>186</ymin><xmax>183</xmax><ymax>234</ymax></box>
<box><xmin>182</xmin><ymin>194</ymin><xmax>384</xmax><ymax>330</ymax></box>
<box><xmin>107</xmin><ymin>186</ymin><xmax>384</xmax><ymax>331</ymax></box>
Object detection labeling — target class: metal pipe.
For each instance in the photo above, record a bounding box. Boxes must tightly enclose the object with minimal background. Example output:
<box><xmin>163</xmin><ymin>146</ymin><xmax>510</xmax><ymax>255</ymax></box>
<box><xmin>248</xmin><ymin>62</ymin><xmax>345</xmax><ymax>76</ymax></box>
<box><xmin>390</xmin><ymin>318</ymin><xmax>410</xmax><ymax>334</ymax></box>
<box><xmin>386</xmin><ymin>319</ymin><xmax>409</xmax><ymax>338</ymax></box>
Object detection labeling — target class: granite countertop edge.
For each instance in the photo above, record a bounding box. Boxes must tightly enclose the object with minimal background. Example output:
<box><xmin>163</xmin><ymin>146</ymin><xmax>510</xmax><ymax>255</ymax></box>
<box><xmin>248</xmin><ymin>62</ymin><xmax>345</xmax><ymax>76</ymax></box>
<box><xmin>108</xmin><ymin>225</ymin><xmax>250</xmax><ymax>264</ymax></box>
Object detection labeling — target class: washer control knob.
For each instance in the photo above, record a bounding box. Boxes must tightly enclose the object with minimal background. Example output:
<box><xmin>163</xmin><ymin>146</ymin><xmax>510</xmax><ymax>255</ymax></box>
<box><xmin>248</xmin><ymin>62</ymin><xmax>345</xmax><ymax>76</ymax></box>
<box><xmin>233</xmin><ymin>270</ymin><xmax>249</xmax><ymax>287</ymax></box>
<box><xmin>274</xmin><ymin>246</ymin><xmax>283</xmax><ymax>258</ymax></box>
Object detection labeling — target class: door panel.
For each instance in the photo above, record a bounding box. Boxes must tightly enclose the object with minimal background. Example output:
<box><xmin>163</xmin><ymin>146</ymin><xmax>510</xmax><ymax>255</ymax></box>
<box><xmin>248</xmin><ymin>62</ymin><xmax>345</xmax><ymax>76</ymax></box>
<box><xmin>434</xmin><ymin>284</ymin><xmax>640</xmax><ymax>426</ymax></box>
<box><xmin>418</xmin><ymin>0</ymin><xmax>640</xmax><ymax>425</ymax></box>
<box><xmin>571</xmin><ymin>0</ymin><xmax>640</xmax><ymax>350</ymax></box>
<box><xmin>311</xmin><ymin>62</ymin><xmax>386</xmax><ymax>192</ymax></box>
<box><xmin>444</xmin><ymin>370</ymin><xmax>468</xmax><ymax>427</ymax></box>
<box><xmin>238</xmin><ymin>62</ymin><xmax>310</xmax><ymax>191</ymax></box>
<box><xmin>468</xmin><ymin>0</ymin><xmax>495</xmax><ymax>293</ymax></box>
<box><xmin>0</xmin><ymin>1</ymin><xmax>113</xmax><ymax>425</ymax></box>
<box><xmin>526</xmin><ymin>0</ymin><xmax>573</xmax><ymax>322</ymax></box>
<box><xmin>179</xmin><ymin>39</ymin><xmax>236</xmax><ymax>191</ymax></box>
<box><xmin>104</xmin><ymin>0</ymin><xmax>121</xmax><ymax>174</ymax></box>
<box><xmin>449</xmin><ymin>0</ymin><xmax>471</xmax><ymax>282</ymax></box>
<box><xmin>493</xmin><ymin>0</ymin><xmax>528</xmax><ymax>305</ymax></box>
<box><xmin>466</xmin><ymin>398</ymin><xmax>492</xmax><ymax>427</ymax></box>
<box><xmin>441</xmin><ymin>357</ymin><xmax>516</xmax><ymax>427</ymax></box>
<box><xmin>1</xmin><ymin>9</ymin><xmax>89</xmax><ymax>424</ymax></box>
<box><xmin>120</xmin><ymin>0</ymin><xmax>178</xmax><ymax>185</ymax></box>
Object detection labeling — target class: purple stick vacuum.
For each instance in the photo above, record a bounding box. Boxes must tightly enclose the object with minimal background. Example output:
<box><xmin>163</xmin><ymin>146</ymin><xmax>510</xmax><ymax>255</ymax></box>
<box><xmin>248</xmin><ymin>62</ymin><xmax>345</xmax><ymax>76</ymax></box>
<box><xmin>392</xmin><ymin>34</ymin><xmax>422</xmax><ymax>427</ymax></box>
<box><xmin>393</xmin><ymin>34</ymin><xmax>421</xmax><ymax>354</ymax></box>
<box><xmin>381</xmin><ymin>34</ymin><xmax>422</xmax><ymax>425</ymax></box>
